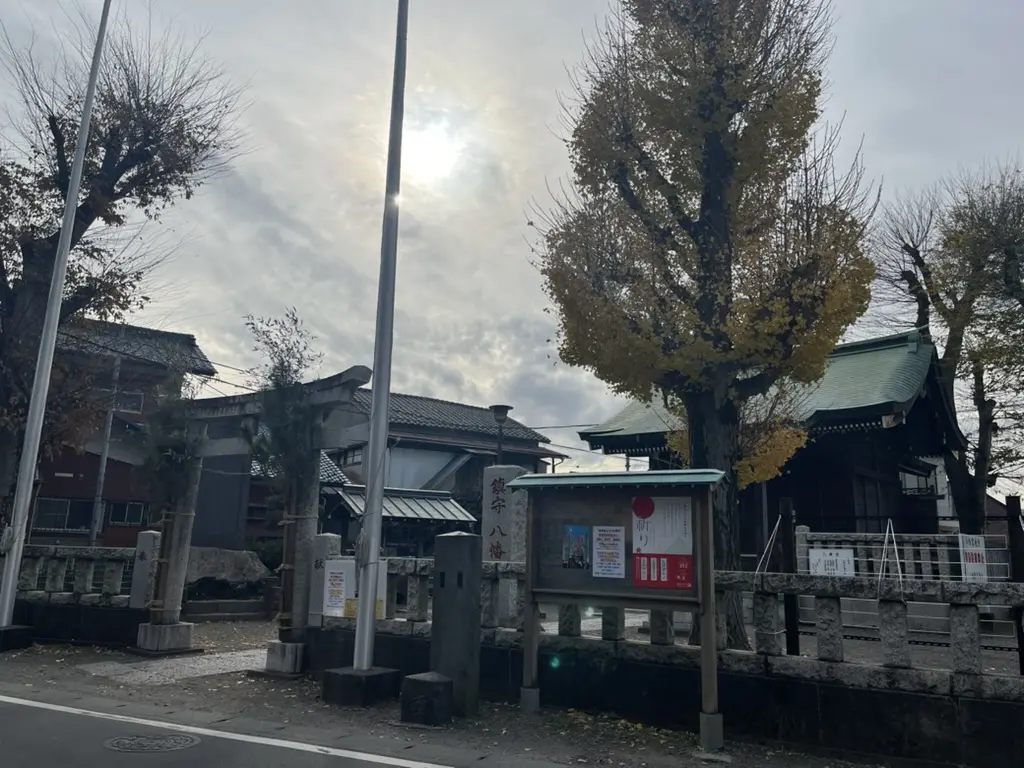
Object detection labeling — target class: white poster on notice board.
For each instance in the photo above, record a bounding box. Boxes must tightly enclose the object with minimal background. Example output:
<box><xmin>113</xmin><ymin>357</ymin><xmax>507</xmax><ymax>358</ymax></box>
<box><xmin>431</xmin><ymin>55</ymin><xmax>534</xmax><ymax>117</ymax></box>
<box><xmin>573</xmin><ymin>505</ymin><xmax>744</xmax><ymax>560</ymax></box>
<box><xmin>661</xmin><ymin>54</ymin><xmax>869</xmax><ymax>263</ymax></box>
<box><xmin>592</xmin><ymin>525</ymin><xmax>625</xmax><ymax>578</ymax></box>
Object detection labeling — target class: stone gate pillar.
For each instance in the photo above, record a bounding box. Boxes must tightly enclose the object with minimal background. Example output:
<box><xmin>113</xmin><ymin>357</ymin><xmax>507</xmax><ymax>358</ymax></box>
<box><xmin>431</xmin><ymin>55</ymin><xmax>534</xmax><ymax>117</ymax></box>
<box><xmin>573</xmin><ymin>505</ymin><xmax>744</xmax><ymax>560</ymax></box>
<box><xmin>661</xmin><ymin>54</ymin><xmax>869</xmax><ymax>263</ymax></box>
<box><xmin>482</xmin><ymin>465</ymin><xmax>528</xmax><ymax>627</ymax></box>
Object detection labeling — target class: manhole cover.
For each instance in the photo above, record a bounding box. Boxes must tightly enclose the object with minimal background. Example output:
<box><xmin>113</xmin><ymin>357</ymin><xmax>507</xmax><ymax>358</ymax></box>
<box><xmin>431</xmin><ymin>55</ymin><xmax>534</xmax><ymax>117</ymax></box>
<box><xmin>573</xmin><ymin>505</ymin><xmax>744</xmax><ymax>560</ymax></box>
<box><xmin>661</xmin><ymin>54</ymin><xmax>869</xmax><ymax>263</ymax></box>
<box><xmin>104</xmin><ymin>734</ymin><xmax>201</xmax><ymax>753</ymax></box>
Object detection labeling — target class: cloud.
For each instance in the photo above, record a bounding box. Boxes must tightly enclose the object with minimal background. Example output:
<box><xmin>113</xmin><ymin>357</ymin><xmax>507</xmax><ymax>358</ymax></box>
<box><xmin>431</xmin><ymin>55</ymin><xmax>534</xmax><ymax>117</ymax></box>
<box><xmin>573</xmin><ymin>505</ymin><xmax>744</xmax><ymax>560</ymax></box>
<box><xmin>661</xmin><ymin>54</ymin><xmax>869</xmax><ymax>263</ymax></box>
<box><xmin>2</xmin><ymin>0</ymin><xmax>1023</xmax><ymax>474</ymax></box>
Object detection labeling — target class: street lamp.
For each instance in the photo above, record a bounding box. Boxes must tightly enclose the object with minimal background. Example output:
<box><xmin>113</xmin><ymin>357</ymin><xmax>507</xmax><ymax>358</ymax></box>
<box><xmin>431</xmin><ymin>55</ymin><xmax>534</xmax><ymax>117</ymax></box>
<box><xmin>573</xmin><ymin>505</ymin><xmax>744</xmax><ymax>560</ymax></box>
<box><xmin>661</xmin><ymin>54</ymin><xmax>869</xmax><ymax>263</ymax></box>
<box><xmin>489</xmin><ymin>404</ymin><xmax>512</xmax><ymax>466</ymax></box>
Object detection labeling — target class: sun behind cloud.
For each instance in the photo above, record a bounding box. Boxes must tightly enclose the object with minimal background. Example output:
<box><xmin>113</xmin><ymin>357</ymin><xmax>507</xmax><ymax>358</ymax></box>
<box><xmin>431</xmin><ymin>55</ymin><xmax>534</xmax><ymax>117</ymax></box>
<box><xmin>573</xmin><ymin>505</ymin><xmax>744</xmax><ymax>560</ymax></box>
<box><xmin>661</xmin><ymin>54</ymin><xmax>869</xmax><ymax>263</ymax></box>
<box><xmin>402</xmin><ymin>121</ymin><xmax>464</xmax><ymax>185</ymax></box>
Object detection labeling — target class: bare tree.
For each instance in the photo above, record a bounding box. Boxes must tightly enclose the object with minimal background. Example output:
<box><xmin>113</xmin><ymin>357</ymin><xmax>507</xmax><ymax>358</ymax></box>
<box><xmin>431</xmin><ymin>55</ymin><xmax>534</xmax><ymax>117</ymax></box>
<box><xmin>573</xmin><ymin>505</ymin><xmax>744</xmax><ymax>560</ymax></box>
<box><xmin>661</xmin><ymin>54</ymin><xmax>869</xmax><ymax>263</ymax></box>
<box><xmin>874</xmin><ymin>163</ymin><xmax>1024</xmax><ymax>532</ymax></box>
<box><xmin>0</xmin><ymin>7</ymin><xmax>242</xmax><ymax>500</ymax></box>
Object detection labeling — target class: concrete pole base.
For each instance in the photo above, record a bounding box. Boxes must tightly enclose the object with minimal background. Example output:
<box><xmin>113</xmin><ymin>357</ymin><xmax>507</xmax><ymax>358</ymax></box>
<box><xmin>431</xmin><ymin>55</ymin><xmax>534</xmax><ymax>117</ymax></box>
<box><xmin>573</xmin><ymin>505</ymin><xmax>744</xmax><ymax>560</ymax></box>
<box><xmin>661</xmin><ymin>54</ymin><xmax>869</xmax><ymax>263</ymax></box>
<box><xmin>265</xmin><ymin>640</ymin><xmax>305</xmax><ymax>675</ymax></box>
<box><xmin>519</xmin><ymin>686</ymin><xmax>540</xmax><ymax>713</ymax></box>
<box><xmin>134</xmin><ymin>622</ymin><xmax>196</xmax><ymax>656</ymax></box>
<box><xmin>699</xmin><ymin>711</ymin><xmax>725</xmax><ymax>753</ymax></box>
<box><xmin>322</xmin><ymin>667</ymin><xmax>400</xmax><ymax>707</ymax></box>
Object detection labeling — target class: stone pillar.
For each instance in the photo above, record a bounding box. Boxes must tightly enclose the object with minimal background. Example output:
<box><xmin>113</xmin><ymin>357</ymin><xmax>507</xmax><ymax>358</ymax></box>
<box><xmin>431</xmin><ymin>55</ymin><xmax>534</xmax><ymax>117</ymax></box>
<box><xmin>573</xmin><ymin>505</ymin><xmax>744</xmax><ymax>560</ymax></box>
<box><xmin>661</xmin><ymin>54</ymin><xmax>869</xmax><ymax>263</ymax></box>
<box><xmin>431</xmin><ymin>532</ymin><xmax>481</xmax><ymax>717</ymax></box>
<box><xmin>289</xmin><ymin>452</ymin><xmax>323</xmax><ymax>639</ymax></box>
<box><xmin>480</xmin><ymin>570</ymin><xmax>500</xmax><ymax>629</ymax></box>
<box><xmin>950</xmin><ymin>604</ymin><xmax>981</xmax><ymax>674</ymax></box>
<box><xmin>307</xmin><ymin>533</ymin><xmax>342</xmax><ymax>628</ymax></box>
<box><xmin>482</xmin><ymin>465</ymin><xmax>528</xmax><ymax>628</ymax></box>
<box><xmin>601</xmin><ymin>607</ymin><xmax>626</xmax><ymax>641</ymax></box>
<box><xmin>129</xmin><ymin>531</ymin><xmax>161</xmax><ymax>610</ymax></box>
<box><xmin>136</xmin><ymin>438</ymin><xmax>203</xmax><ymax>655</ymax></box>
<box><xmin>795</xmin><ymin>525</ymin><xmax>810</xmax><ymax>574</ymax></box>
<box><xmin>814</xmin><ymin>596</ymin><xmax>844</xmax><ymax>662</ymax></box>
<box><xmin>558</xmin><ymin>604</ymin><xmax>582</xmax><ymax>637</ymax></box>
<box><xmin>155</xmin><ymin>455</ymin><xmax>203</xmax><ymax>625</ymax></box>
<box><xmin>406</xmin><ymin>569</ymin><xmax>430</xmax><ymax>622</ymax></box>
<box><xmin>753</xmin><ymin>593</ymin><xmax>782</xmax><ymax>656</ymax></box>
<box><xmin>878</xmin><ymin>599</ymin><xmax>911</xmax><ymax>668</ymax></box>
<box><xmin>649</xmin><ymin>610</ymin><xmax>675</xmax><ymax>646</ymax></box>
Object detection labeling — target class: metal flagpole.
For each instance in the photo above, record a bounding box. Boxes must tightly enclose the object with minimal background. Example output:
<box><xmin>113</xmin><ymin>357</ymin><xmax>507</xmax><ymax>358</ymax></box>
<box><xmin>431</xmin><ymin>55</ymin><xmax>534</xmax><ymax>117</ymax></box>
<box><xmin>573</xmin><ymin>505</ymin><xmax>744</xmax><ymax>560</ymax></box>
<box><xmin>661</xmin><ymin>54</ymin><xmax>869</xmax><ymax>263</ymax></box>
<box><xmin>0</xmin><ymin>0</ymin><xmax>114</xmax><ymax>628</ymax></box>
<box><xmin>352</xmin><ymin>0</ymin><xmax>409</xmax><ymax>671</ymax></box>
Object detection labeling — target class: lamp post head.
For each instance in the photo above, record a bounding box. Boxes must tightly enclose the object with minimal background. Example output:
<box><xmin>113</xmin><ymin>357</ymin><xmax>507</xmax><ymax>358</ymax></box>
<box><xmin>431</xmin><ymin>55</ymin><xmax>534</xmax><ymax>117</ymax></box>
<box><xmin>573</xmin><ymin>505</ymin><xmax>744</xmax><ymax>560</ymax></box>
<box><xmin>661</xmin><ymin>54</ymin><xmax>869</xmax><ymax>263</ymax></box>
<box><xmin>489</xmin><ymin>404</ymin><xmax>513</xmax><ymax>426</ymax></box>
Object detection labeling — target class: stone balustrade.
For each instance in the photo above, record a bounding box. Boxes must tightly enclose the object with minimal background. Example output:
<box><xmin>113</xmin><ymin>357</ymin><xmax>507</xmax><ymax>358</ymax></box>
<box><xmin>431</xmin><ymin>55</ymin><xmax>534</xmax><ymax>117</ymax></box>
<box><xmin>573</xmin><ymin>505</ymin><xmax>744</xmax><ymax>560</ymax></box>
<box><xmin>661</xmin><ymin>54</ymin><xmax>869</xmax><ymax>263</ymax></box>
<box><xmin>320</xmin><ymin>557</ymin><xmax>1024</xmax><ymax>682</ymax></box>
<box><xmin>0</xmin><ymin>544</ymin><xmax>138</xmax><ymax>607</ymax></box>
<box><xmin>796</xmin><ymin>525</ymin><xmax>1011</xmax><ymax>581</ymax></box>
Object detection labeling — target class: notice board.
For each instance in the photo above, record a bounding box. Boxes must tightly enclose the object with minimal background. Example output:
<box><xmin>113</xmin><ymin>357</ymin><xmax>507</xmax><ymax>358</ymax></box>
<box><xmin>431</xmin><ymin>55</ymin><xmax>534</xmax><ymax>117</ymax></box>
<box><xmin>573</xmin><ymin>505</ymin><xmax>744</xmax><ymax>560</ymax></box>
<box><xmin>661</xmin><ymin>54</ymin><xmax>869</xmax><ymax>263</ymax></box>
<box><xmin>529</xmin><ymin>489</ymin><xmax>703</xmax><ymax>605</ymax></box>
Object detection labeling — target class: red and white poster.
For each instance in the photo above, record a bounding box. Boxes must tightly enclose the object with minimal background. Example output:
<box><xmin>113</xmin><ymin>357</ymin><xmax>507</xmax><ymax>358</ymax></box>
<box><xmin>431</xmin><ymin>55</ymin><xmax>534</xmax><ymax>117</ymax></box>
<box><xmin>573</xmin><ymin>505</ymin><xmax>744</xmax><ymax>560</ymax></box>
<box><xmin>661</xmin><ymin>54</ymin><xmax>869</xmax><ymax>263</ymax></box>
<box><xmin>631</xmin><ymin>496</ymin><xmax>693</xmax><ymax>590</ymax></box>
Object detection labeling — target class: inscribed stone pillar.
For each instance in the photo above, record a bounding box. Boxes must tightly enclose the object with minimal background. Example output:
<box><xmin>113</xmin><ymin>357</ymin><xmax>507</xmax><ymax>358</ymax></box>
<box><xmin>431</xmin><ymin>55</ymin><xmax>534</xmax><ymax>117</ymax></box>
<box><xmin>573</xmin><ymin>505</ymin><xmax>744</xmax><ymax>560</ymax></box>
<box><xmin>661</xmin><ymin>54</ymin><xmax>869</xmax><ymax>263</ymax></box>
<box><xmin>481</xmin><ymin>465</ymin><xmax>528</xmax><ymax>627</ymax></box>
<box><xmin>307</xmin><ymin>533</ymin><xmax>342</xmax><ymax>628</ymax></box>
<box><xmin>129</xmin><ymin>530</ymin><xmax>162</xmax><ymax>610</ymax></box>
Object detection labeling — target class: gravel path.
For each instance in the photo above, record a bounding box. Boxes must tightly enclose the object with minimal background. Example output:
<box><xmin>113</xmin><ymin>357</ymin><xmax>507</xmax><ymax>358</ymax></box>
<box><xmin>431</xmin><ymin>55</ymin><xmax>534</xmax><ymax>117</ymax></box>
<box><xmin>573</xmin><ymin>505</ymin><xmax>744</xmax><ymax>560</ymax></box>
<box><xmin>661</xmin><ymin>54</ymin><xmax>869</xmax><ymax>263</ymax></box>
<box><xmin>0</xmin><ymin>620</ymin><xmax>887</xmax><ymax>768</ymax></box>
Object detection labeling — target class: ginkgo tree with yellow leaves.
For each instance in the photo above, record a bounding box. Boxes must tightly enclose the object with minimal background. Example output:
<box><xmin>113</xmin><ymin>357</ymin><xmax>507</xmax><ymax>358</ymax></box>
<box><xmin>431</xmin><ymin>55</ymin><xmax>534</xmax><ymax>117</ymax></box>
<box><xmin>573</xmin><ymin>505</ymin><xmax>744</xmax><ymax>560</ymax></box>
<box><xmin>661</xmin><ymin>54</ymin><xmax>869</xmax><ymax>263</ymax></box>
<box><xmin>535</xmin><ymin>0</ymin><xmax>876</xmax><ymax>648</ymax></box>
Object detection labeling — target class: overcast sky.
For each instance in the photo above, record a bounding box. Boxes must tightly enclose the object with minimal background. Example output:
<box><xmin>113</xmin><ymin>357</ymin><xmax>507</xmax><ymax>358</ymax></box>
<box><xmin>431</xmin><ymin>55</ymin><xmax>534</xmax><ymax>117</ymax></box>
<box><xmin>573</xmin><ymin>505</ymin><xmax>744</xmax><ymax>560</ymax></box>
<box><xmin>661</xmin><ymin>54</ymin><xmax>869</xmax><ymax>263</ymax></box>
<box><xmin>2</xmin><ymin>1</ymin><xmax>1023</xmax><ymax>472</ymax></box>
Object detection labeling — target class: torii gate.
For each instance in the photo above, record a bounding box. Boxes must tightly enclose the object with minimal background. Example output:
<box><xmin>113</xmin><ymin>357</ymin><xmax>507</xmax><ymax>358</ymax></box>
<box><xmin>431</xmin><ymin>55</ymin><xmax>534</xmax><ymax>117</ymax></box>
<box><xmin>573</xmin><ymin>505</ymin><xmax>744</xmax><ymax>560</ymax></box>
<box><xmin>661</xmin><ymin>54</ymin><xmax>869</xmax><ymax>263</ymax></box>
<box><xmin>137</xmin><ymin>365</ymin><xmax>371</xmax><ymax>658</ymax></box>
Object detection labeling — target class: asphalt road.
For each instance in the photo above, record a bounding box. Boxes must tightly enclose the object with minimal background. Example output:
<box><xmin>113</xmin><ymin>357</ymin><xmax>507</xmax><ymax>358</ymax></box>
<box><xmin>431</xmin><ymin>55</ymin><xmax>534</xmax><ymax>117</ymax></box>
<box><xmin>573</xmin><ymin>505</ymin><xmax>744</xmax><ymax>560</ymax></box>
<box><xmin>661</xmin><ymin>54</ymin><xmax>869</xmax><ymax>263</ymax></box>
<box><xmin>0</xmin><ymin>698</ymin><xmax>450</xmax><ymax>768</ymax></box>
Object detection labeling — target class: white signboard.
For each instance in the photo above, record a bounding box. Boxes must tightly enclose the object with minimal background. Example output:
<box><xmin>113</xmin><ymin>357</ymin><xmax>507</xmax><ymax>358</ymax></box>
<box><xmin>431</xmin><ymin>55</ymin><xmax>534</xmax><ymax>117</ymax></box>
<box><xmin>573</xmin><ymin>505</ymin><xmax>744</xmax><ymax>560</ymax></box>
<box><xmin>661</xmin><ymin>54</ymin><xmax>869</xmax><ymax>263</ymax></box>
<box><xmin>592</xmin><ymin>525</ymin><xmax>625</xmax><ymax>579</ymax></box>
<box><xmin>323</xmin><ymin>559</ymin><xmax>349</xmax><ymax>618</ymax></box>
<box><xmin>958</xmin><ymin>534</ymin><xmax>988</xmax><ymax>582</ymax></box>
<box><xmin>808</xmin><ymin>548</ymin><xmax>856</xmax><ymax>577</ymax></box>
<box><xmin>322</xmin><ymin>557</ymin><xmax>387</xmax><ymax>619</ymax></box>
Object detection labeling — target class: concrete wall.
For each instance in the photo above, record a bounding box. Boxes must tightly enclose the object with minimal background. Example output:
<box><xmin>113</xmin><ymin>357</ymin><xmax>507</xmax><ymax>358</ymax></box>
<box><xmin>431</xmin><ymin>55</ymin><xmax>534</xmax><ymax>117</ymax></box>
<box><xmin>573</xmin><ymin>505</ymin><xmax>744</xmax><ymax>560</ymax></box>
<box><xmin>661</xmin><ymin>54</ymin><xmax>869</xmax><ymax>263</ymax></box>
<box><xmin>307</xmin><ymin>624</ymin><xmax>1024</xmax><ymax>768</ymax></box>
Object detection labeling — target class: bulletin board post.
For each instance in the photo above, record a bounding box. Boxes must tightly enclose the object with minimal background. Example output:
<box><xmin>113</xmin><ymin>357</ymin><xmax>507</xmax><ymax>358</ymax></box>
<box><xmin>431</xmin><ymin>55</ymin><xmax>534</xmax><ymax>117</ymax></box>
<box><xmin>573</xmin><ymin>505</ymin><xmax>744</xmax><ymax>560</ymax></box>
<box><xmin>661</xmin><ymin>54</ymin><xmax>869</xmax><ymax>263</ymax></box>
<box><xmin>509</xmin><ymin>469</ymin><xmax>725</xmax><ymax>753</ymax></box>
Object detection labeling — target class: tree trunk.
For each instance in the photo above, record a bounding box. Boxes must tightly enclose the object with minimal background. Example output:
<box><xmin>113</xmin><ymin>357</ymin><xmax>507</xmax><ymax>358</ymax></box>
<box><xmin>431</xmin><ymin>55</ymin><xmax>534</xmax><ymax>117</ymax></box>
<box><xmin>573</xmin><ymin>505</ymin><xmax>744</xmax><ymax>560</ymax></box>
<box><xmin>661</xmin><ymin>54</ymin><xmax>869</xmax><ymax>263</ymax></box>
<box><xmin>684</xmin><ymin>388</ymin><xmax>749</xmax><ymax>650</ymax></box>
<box><xmin>944</xmin><ymin>451</ymin><xmax>984</xmax><ymax>535</ymax></box>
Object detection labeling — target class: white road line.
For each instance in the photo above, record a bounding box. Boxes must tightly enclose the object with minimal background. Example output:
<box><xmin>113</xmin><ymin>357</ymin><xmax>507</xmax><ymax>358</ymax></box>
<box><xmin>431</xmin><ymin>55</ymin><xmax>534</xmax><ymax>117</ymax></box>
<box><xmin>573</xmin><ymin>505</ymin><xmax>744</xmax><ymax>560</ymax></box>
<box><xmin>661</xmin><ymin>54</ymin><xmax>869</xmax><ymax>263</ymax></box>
<box><xmin>0</xmin><ymin>694</ymin><xmax>452</xmax><ymax>768</ymax></box>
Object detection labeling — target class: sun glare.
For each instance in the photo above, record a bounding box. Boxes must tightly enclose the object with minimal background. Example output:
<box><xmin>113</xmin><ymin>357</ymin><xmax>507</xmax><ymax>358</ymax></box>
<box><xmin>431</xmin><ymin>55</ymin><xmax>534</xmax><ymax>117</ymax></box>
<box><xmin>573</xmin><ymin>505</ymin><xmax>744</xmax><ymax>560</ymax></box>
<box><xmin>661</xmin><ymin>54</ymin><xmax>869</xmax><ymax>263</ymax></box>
<box><xmin>402</xmin><ymin>122</ymin><xmax>463</xmax><ymax>184</ymax></box>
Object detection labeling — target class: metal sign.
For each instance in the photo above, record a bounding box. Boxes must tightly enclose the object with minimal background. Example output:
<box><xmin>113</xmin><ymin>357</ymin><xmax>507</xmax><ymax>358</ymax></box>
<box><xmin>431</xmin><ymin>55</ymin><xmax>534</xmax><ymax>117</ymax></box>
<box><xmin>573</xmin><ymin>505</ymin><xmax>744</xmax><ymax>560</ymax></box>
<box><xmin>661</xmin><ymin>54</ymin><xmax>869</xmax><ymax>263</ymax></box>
<box><xmin>958</xmin><ymin>534</ymin><xmax>988</xmax><ymax>582</ymax></box>
<box><xmin>808</xmin><ymin>548</ymin><xmax>856</xmax><ymax>577</ymax></box>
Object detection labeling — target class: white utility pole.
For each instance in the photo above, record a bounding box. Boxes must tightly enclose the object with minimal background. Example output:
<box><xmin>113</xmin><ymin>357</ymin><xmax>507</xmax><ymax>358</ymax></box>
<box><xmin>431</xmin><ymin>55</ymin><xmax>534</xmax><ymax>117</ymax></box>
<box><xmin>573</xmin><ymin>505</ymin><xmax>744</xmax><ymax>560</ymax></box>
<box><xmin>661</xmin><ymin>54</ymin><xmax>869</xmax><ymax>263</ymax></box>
<box><xmin>0</xmin><ymin>0</ymin><xmax>114</xmax><ymax>627</ymax></box>
<box><xmin>352</xmin><ymin>0</ymin><xmax>409</xmax><ymax>671</ymax></box>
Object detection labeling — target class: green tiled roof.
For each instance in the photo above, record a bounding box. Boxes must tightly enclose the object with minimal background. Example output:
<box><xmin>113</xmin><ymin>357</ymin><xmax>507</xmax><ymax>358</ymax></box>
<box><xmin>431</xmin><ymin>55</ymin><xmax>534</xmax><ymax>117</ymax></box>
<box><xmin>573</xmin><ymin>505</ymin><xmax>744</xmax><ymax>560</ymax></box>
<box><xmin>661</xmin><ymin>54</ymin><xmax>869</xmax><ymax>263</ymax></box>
<box><xmin>508</xmin><ymin>469</ymin><xmax>724</xmax><ymax>490</ymax></box>
<box><xmin>581</xmin><ymin>332</ymin><xmax>939</xmax><ymax>445</ymax></box>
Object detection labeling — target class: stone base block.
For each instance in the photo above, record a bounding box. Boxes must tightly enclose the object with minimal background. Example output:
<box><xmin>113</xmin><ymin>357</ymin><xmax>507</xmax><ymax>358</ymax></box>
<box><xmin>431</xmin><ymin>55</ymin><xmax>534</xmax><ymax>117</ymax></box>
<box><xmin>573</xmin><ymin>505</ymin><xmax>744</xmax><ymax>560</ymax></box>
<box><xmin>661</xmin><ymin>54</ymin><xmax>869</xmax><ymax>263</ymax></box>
<box><xmin>134</xmin><ymin>622</ymin><xmax>195</xmax><ymax>655</ymax></box>
<box><xmin>700</xmin><ymin>711</ymin><xmax>725</xmax><ymax>753</ymax></box>
<box><xmin>520</xmin><ymin>686</ymin><xmax>540</xmax><ymax>713</ymax></box>
<box><xmin>0</xmin><ymin>625</ymin><xmax>33</xmax><ymax>652</ymax></box>
<box><xmin>322</xmin><ymin>666</ymin><xmax>400</xmax><ymax>707</ymax></box>
<box><xmin>266</xmin><ymin>640</ymin><xmax>304</xmax><ymax>675</ymax></box>
<box><xmin>401</xmin><ymin>671</ymin><xmax>453</xmax><ymax>726</ymax></box>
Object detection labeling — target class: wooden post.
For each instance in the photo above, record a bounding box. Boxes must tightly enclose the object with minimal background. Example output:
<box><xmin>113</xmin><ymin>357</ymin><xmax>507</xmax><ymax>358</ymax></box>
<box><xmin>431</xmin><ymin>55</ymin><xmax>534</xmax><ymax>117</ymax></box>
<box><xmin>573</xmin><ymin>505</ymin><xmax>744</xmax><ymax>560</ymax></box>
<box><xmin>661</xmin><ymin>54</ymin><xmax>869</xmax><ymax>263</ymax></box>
<box><xmin>779</xmin><ymin>498</ymin><xmax>800</xmax><ymax>656</ymax></box>
<box><xmin>1006</xmin><ymin>495</ymin><xmax>1024</xmax><ymax>676</ymax></box>
<box><xmin>697</xmin><ymin>487</ymin><xmax>723</xmax><ymax>752</ymax></box>
<box><xmin>519</xmin><ymin>493</ymin><xmax>540</xmax><ymax>712</ymax></box>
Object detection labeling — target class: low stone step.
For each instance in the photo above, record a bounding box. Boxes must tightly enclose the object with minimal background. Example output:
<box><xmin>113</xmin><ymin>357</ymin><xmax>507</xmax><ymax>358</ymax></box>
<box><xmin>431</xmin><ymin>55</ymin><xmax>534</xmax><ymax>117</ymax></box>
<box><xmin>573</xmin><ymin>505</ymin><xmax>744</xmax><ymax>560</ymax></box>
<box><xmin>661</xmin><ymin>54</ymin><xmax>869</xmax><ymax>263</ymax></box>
<box><xmin>183</xmin><ymin>599</ymin><xmax>265</xmax><ymax>615</ymax></box>
<box><xmin>185</xmin><ymin>612</ymin><xmax>268</xmax><ymax>623</ymax></box>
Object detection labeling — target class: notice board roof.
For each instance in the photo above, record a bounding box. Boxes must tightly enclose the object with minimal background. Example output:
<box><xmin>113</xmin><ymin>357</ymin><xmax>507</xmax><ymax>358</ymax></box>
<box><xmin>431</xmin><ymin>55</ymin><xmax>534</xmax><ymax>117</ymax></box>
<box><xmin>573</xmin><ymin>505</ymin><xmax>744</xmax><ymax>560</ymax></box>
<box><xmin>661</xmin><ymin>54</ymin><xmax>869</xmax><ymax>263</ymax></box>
<box><xmin>507</xmin><ymin>469</ymin><xmax>724</xmax><ymax>491</ymax></box>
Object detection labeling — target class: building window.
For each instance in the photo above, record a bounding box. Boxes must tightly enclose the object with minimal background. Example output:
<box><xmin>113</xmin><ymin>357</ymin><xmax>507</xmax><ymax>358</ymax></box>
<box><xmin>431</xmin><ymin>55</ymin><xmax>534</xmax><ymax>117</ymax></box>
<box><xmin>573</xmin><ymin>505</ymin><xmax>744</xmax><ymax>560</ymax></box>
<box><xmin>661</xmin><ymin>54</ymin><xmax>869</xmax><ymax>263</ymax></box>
<box><xmin>340</xmin><ymin>447</ymin><xmax>363</xmax><ymax>466</ymax></box>
<box><xmin>32</xmin><ymin>498</ymin><xmax>93</xmax><ymax>532</ymax></box>
<box><xmin>95</xmin><ymin>389</ymin><xmax>145</xmax><ymax>414</ymax></box>
<box><xmin>108</xmin><ymin>501</ymin><xmax>148</xmax><ymax>526</ymax></box>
